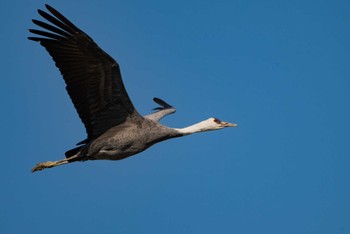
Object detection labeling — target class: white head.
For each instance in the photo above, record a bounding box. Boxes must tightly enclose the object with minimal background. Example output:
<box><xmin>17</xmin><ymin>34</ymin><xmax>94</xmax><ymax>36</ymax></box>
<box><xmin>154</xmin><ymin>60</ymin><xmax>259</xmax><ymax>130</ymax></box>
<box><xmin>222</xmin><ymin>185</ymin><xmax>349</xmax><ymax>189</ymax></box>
<box><xmin>200</xmin><ymin>117</ymin><xmax>238</xmax><ymax>131</ymax></box>
<box><xmin>176</xmin><ymin>117</ymin><xmax>237</xmax><ymax>135</ymax></box>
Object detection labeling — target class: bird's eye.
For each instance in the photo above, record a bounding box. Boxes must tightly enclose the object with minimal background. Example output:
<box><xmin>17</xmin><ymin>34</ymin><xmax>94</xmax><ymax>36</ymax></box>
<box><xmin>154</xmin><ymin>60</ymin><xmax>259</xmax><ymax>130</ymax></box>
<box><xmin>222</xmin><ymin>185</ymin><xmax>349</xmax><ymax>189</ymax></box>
<box><xmin>214</xmin><ymin>118</ymin><xmax>221</xmax><ymax>123</ymax></box>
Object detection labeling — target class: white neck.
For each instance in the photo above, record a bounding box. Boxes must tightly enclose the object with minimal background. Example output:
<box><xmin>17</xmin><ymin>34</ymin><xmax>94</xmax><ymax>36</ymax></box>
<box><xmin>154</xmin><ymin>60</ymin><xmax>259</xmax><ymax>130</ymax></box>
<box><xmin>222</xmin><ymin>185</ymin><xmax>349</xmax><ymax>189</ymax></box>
<box><xmin>174</xmin><ymin>119</ymin><xmax>215</xmax><ymax>135</ymax></box>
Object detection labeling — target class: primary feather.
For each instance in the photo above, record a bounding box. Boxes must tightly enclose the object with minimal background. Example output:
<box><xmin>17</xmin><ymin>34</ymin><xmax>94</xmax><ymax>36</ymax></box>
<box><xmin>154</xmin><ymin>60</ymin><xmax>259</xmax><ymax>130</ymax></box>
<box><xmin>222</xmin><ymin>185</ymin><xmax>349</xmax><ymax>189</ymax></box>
<box><xmin>29</xmin><ymin>4</ymin><xmax>138</xmax><ymax>140</ymax></box>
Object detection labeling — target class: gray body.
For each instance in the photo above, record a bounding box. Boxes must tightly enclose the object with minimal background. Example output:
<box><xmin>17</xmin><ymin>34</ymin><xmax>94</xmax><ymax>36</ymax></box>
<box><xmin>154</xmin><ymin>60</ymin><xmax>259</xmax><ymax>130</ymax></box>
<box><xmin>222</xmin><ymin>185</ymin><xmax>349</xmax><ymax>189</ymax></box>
<box><xmin>85</xmin><ymin>115</ymin><xmax>180</xmax><ymax>161</ymax></box>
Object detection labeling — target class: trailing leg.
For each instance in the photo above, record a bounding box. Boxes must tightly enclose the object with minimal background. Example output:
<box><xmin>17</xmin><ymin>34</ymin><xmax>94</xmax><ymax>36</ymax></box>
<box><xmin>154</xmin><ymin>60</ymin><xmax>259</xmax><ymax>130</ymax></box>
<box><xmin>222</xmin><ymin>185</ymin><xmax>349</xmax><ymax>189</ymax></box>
<box><xmin>31</xmin><ymin>155</ymin><xmax>79</xmax><ymax>173</ymax></box>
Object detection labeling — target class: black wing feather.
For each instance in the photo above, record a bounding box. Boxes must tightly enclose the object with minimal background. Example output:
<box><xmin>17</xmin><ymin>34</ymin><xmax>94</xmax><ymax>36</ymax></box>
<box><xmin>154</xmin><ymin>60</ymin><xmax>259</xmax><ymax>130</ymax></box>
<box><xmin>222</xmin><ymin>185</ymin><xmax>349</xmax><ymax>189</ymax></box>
<box><xmin>153</xmin><ymin>97</ymin><xmax>173</xmax><ymax>110</ymax></box>
<box><xmin>29</xmin><ymin>4</ymin><xmax>141</xmax><ymax>140</ymax></box>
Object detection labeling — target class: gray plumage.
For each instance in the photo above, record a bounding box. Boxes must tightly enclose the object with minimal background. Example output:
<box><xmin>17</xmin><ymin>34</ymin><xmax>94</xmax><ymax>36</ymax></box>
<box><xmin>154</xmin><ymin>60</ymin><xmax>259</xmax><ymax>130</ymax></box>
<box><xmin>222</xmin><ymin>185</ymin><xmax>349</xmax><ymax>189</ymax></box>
<box><xmin>144</xmin><ymin>98</ymin><xmax>176</xmax><ymax>122</ymax></box>
<box><xmin>29</xmin><ymin>5</ymin><xmax>237</xmax><ymax>172</ymax></box>
<box><xmin>87</xmin><ymin>117</ymin><xmax>179</xmax><ymax>161</ymax></box>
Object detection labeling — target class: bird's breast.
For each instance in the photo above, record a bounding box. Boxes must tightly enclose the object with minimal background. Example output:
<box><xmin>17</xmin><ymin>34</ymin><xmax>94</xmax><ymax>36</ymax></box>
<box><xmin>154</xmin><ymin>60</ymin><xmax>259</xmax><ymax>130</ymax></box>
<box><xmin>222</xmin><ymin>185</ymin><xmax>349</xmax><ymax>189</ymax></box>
<box><xmin>87</xmin><ymin>124</ymin><xmax>172</xmax><ymax>161</ymax></box>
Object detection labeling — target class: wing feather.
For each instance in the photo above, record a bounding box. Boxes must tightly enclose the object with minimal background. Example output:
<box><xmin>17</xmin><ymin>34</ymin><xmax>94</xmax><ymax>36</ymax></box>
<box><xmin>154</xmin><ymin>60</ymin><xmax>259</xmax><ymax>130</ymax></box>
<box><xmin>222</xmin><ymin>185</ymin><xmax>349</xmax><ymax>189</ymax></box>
<box><xmin>29</xmin><ymin>4</ymin><xmax>141</xmax><ymax>140</ymax></box>
<box><xmin>144</xmin><ymin>98</ymin><xmax>176</xmax><ymax>122</ymax></box>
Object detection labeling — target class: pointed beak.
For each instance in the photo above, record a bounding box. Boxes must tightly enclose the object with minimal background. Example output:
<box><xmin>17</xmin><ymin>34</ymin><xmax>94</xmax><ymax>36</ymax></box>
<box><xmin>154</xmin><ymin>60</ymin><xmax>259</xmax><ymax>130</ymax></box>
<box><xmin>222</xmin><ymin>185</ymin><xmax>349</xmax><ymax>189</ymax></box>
<box><xmin>223</xmin><ymin>122</ymin><xmax>238</xmax><ymax>127</ymax></box>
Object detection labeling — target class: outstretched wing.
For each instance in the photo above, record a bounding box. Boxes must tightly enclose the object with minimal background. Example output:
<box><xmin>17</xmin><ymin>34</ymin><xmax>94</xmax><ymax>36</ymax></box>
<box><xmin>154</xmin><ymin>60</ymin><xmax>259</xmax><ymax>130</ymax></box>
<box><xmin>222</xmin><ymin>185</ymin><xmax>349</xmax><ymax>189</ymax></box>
<box><xmin>144</xmin><ymin>98</ymin><xmax>176</xmax><ymax>122</ymax></box>
<box><xmin>28</xmin><ymin>4</ymin><xmax>141</xmax><ymax>140</ymax></box>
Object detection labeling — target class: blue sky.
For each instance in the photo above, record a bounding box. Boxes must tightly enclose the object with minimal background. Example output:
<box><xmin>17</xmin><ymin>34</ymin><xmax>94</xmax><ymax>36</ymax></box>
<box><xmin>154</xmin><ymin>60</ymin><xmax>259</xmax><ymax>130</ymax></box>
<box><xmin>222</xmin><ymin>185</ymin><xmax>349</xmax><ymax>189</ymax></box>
<box><xmin>1</xmin><ymin>0</ymin><xmax>350</xmax><ymax>233</ymax></box>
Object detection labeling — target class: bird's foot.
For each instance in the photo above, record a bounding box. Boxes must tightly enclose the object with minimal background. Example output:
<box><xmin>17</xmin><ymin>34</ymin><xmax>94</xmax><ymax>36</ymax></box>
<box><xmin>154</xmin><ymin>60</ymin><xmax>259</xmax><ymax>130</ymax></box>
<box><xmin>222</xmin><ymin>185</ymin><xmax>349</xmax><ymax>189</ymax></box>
<box><xmin>32</xmin><ymin>161</ymin><xmax>56</xmax><ymax>173</ymax></box>
<box><xmin>32</xmin><ymin>160</ymin><xmax>68</xmax><ymax>173</ymax></box>
<box><xmin>31</xmin><ymin>155</ymin><xmax>78</xmax><ymax>173</ymax></box>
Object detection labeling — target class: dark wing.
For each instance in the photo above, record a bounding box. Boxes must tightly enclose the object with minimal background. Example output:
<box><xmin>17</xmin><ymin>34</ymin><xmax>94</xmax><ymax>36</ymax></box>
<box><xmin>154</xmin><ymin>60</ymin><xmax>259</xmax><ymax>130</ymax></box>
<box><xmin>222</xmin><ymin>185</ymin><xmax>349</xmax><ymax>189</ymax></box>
<box><xmin>28</xmin><ymin>4</ymin><xmax>141</xmax><ymax>140</ymax></box>
<box><xmin>152</xmin><ymin>97</ymin><xmax>173</xmax><ymax>110</ymax></box>
<box><xmin>144</xmin><ymin>98</ymin><xmax>176</xmax><ymax>122</ymax></box>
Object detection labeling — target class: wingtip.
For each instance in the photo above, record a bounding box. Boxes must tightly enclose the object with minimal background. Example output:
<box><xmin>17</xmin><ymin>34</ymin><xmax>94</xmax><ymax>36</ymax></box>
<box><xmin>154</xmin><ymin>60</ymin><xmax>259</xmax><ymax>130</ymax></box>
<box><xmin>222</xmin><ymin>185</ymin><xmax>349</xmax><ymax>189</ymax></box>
<box><xmin>37</xmin><ymin>9</ymin><xmax>46</xmax><ymax>18</ymax></box>
<box><xmin>45</xmin><ymin>4</ymin><xmax>59</xmax><ymax>15</ymax></box>
<box><xmin>27</xmin><ymin>37</ymin><xmax>41</xmax><ymax>41</ymax></box>
<box><xmin>45</xmin><ymin>4</ymin><xmax>52</xmax><ymax>10</ymax></box>
<box><xmin>153</xmin><ymin>97</ymin><xmax>173</xmax><ymax>108</ymax></box>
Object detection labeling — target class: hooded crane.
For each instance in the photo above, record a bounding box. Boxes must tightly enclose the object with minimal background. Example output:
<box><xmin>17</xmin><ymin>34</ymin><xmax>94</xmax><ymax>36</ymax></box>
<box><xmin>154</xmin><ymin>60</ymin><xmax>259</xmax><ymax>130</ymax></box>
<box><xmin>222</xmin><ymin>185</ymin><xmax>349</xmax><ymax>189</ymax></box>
<box><xmin>29</xmin><ymin>5</ymin><xmax>237</xmax><ymax>172</ymax></box>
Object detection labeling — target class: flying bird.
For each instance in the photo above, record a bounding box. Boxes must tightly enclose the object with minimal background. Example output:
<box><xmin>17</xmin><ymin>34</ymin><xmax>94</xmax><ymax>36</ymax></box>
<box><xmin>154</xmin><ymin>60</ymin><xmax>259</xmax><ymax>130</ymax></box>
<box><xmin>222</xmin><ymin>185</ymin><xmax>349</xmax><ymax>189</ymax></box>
<box><xmin>29</xmin><ymin>4</ymin><xmax>237</xmax><ymax>172</ymax></box>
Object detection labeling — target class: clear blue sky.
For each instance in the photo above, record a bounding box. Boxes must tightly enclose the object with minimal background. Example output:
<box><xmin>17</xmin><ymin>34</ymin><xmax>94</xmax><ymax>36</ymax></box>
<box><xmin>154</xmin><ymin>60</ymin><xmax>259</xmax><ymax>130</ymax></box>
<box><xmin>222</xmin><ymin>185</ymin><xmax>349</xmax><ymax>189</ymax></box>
<box><xmin>1</xmin><ymin>0</ymin><xmax>349</xmax><ymax>233</ymax></box>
